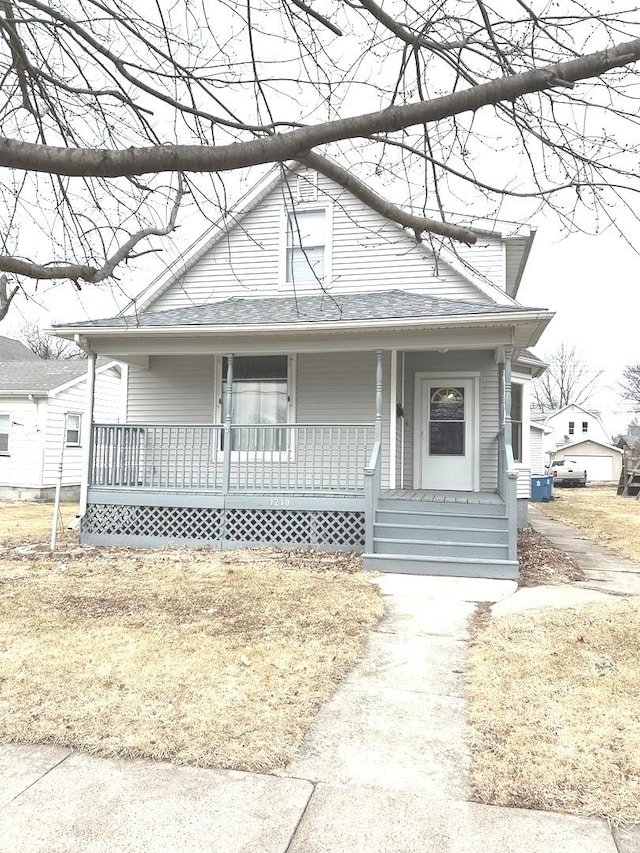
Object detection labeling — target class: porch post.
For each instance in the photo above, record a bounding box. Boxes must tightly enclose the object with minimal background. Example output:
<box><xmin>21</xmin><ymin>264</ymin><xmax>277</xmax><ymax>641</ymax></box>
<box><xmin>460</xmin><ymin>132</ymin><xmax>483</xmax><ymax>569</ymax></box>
<box><xmin>375</xmin><ymin>348</ymin><xmax>383</xmax><ymax>444</ymax></box>
<box><xmin>498</xmin><ymin>357</ymin><xmax>505</xmax><ymax>490</ymax></box>
<box><xmin>79</xmin><ymin>351</ymin><xmax>96</xmax><ymax>517</ymax></box>
<box><xmin>222</xmin><ymin>353</ymin><xmax>234</xmax><ymax>494</ymax></box>
<box><xmin>504</xmin><ymin>345</ymin><xmax>513</xmax><ymax>451</ymax></box>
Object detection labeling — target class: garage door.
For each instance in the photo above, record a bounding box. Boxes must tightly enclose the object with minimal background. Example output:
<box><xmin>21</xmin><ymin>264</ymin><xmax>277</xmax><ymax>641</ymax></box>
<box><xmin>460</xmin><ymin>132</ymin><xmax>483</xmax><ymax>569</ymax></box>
<box><xmin>568</xmin><ymin>455</ymin><xmax>613</xmax><ymax>482</ymax></box>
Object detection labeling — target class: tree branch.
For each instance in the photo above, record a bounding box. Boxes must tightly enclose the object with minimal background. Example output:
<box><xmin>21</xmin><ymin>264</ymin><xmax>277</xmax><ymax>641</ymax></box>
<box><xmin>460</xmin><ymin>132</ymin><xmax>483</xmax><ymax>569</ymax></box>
<box><xmin>1</xmin><ymin>36</ymin><xmax>638</xmax><ymax>182</ymax></box>
<box><xmin>0</xmin><ymin>175</ymin><xmax>185</xmax><ymax>284</ymax></box>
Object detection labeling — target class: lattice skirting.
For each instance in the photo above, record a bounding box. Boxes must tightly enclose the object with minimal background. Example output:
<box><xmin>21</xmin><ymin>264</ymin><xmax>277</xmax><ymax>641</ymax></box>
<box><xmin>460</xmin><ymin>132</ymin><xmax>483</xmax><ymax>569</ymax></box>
<box><xmin>82</xmin><ymin>503</ymin><xmax>366</xmax><ymax>550</ymax></box>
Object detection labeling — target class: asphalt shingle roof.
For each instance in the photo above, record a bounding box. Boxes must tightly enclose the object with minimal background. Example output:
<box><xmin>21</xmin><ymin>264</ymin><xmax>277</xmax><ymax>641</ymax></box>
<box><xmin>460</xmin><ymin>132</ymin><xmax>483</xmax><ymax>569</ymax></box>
<box><xmin>0</xmin><ymin>359</ymin><xmax>94</xmax><ymax>393</ymax></box>
<box><xmin>0</xmin><ymin>336</ymin><xmax>39</xmax><ymax>361</ymax></box>
<box><xmin>58</xmin><ymin>290</ymin><xmax>539</xmax><ymax>331</ymax></box>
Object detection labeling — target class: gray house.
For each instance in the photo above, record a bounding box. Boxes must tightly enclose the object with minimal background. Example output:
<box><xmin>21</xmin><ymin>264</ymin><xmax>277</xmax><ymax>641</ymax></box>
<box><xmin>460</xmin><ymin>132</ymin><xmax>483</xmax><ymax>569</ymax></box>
<box><xmin>54</xmin><ymin>166</ymin><xmax>553</xmax><ymax>578</ymax></box>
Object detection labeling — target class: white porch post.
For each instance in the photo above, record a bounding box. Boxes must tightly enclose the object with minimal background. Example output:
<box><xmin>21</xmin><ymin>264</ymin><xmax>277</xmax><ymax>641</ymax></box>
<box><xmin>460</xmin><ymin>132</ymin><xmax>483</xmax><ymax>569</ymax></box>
<box><xmin>79</xmin><ymin>351</ymin><xmax>97</xmax><ymax>517</ymax></box>
<box><xmin>375</xmin><ymin>348</ymin><xmax>383</xmax><ymax>444</ymax></box>
<box><xmin>222</xmin><ymin>353</ymin><xmax>234</xmax><ymax>494</ymax></box>
<box><xmin>504</xmin><ymin>344</ymin><xmax>513</xmax><ymax>450</ymax></box>
<box><xmin>389</xmin><ymin>349</ymin><xmax>397</xmax><ymax>489</ymax></box>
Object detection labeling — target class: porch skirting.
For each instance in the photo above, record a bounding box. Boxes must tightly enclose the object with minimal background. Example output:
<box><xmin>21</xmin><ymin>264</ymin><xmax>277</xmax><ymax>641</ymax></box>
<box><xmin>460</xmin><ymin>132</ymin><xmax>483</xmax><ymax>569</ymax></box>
<box><xmin>81</xmin><ymin>490</ymin><xmax>366</xmax><ymax>551</ymax></box>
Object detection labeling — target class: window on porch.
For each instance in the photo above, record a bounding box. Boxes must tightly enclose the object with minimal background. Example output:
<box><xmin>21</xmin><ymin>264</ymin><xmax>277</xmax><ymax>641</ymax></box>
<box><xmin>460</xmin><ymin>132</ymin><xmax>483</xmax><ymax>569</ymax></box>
<box><xmin>222</xmin><ymin>355</ymin><xmax>289</xmax><ymax>451</ymax></box>
<box><xmin>511</xmin><ymin>383</ymin><xmax>523</xmax><ymax>463</ymax></box>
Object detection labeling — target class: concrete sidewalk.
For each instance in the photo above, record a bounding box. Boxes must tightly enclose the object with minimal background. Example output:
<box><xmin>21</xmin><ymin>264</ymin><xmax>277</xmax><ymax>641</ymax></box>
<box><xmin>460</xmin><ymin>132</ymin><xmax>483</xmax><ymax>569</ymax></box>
<box><xmin>1</xmin><ymin>569</ymin><xmax>634</xmax><ymax>852</ymax></box>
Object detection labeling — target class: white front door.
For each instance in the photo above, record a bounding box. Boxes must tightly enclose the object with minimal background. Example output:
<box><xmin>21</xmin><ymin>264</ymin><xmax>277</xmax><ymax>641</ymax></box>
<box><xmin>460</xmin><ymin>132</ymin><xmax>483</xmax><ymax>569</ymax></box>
<box><xmin>419</xmin><ymin>378</ymin><xmax>476</xmax><ymax>491</ymax></box>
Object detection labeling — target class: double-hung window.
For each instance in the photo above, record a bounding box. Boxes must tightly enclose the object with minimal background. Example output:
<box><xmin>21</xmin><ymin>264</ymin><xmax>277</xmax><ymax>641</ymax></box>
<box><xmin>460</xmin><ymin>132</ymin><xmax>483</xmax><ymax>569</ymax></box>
<box><xmin>65</xmin><ymin>413</ymin><xmax>82</xmax><ymax>446</ymax></box>
<box><xmin>285</xmin><ymin>209</ymin><xmax>326</xmax><ymax>284</ymax></box>
<box><xmin>222</xmin><ymin>356</ymin><xmax>289</xmax><ymax>451</ymax></box>
<box><xmin>582</xmin><ymin>421</ymin><xmax>588</xmax><ymax>434</ymax></box>
<box><xmin>0</xmin><ymin>414</ymin><xmax>9</xmax><ymax>454</ymax></box>
<box><xmin>568</xmin><ymin>421</ymin><xmax>575</xmax><ymax>435</ymax></box>
<box><xmin>510</xmin><ymin>384</ymin><xmax>523</xmax><ymax>463</ymax></box>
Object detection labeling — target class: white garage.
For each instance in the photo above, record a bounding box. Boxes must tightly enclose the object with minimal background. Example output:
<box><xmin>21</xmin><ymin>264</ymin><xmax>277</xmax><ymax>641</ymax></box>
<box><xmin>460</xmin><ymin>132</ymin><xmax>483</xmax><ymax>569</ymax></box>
<box><xmin>553</xmin><ymin>440</ymin><xmax>623</xmax><ymax>483</ymax></box>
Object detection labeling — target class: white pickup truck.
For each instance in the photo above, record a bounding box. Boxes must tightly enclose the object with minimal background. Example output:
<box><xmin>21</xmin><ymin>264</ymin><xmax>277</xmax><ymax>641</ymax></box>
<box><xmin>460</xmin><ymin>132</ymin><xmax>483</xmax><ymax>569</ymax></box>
<box><xmin>549</xmin><ymin>459</ymin><xmax>587</xmax><ymax>487</ymax></box>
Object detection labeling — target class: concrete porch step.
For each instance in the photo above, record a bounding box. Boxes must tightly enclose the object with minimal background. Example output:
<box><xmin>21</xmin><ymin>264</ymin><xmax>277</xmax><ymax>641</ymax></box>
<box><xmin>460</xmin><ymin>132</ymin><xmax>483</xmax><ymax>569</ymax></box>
<box><xmin>362</xmin><ymin>553</ymin><xmax>519</xmax><ymax>579</ymax></box>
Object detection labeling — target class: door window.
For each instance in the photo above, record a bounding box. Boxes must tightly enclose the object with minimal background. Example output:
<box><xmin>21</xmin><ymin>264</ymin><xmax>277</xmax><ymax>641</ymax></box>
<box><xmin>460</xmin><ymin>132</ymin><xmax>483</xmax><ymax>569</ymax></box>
<box><xmin>429</xmin><ymin>387</ymin><xmax>465</xmax><ymax>456</ymax></box>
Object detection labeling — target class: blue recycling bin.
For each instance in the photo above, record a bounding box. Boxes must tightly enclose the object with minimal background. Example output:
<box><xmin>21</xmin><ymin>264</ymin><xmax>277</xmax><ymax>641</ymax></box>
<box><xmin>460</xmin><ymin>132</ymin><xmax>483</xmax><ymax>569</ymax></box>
<box><xmin>531</xmin><ymin>474</ymin><xmax>553</xmax><ymax>502</ymax></box>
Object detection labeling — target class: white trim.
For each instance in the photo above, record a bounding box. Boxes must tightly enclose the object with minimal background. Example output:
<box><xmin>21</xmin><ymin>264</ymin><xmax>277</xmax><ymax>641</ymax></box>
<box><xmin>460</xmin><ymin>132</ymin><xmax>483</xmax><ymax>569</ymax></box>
<box><xmin>389</xmin><ymin>349</ymin><xmax>397</xmax><ymax>489</ymax></box>
<box><xmin>0</xmin><ymin>411</ymin><xmax>10</xmax><ymax>455</ymax></box>
<box><xmin>413</xmin><ymin>372</ymin><xmax>481</xmax><ymax>491</ymax></box>
<box><xmin>48</xmin><ymin>359</ymin><xmax>120</xmax><ymax>398</ymax></box>
<box><xmin>119</xmin><ymin>363</ymin><xmax>129</xmax><ymax>422</ymax></box>
<box><xmin>56</xmin><ymin>309</ymin><xmax>553</xmax><ymax>340</ymax></box>
<box><xmin>64</xmin><ymin>411</ymin><xmax>82</xmax><ymax>447</ymax></box>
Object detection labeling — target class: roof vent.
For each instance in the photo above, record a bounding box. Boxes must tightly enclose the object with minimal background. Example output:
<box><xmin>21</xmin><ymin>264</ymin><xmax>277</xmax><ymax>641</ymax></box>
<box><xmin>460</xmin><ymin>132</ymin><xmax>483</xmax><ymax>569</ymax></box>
<box><xmin>296</xmin><ymin>170</ymin><xmax>318</xmax><ymax>202</ymax></box>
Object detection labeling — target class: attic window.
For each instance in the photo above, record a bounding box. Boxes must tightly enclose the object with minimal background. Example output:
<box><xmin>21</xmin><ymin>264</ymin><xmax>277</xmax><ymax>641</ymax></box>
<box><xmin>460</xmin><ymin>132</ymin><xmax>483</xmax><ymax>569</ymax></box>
<box><xmin>286</xmin><ymin>209</ymin><xmax>325</xmax><ymax>283</ymax></box>
<box><xmin>568</xmin><ymin>421</ymin><xmax>575</xmax><ymax>435</ymax></box>
<box><xmin>582</xmin><ymin>421</ymin><xmax>588</xmax><ymax>433</ymax></box>
<box><xmin>296</xmin><ymin>170</ymin><xmax>318</xmax><ymax>202</ymax></box>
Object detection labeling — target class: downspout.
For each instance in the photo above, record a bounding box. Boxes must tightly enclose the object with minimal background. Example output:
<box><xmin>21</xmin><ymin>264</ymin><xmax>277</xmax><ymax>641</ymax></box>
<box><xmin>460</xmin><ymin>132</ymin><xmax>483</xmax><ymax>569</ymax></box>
<box><xmin>78</xmin><ymin>343</ymin><xmax>96</xmax><ymax>518</ymax></box>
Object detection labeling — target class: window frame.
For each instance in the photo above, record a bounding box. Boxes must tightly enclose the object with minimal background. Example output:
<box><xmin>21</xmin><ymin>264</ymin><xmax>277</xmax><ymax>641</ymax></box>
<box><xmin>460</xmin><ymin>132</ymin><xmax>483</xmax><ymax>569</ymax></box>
<box><xmin>568</xmin><ymin>421</ymin><xmax>575</xmax><ymax>435</ymax></box>
<box><xmin>582</xmin><ymin>421</ymin><xmax>589</xmax><ymax>433</ymax></box>
<box><xmin>65</xmin><ymin>412</ymin><xmax>82</xmax><ymax>447</ymax></box>
<box><xmin>279</xmin><ymin>203</ymin><xmax>332</xmax><ymax>290</ymax></box>
<box><xmin>216</xmin><ymin>355</ymin><xmax>296</xmax><ymax>459</ymax></box>
<box><xmin>0</xmin><ymin>413</ymin><xmax>9</xmax><ymax>455</ymax></box>
<box><xmin>510</xmin><ymin>382</ymin><xmax>524</xmax><ymax>464</ymax></box>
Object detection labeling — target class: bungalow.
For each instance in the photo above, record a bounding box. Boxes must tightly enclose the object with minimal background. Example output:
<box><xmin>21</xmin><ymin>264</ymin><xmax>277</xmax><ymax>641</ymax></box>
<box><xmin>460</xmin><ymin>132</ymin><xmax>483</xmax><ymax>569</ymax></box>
<box><xmin>53</xmin><ymin>165</ymin><xmax>553</xmax><ymax>578</ymax></box>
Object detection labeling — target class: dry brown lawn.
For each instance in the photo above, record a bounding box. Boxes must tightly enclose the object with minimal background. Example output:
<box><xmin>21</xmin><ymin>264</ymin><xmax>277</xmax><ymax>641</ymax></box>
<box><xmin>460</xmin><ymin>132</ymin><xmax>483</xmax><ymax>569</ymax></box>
<box><xmin>535</xmin><ymin>486</ymin><xmax>640</xmax><ymax>563</ymax></box>
<box><xmin>0</xmin><ymin>500</ymin><xmax>79</xmax><ymax>545</ymax></box>
<box><xmin>0</xmin><ymin>502</ymin><xmax>382</xmax><ymax>771</ymax></box>
<box><xmin>468</xmin><ymin>598</ymin><xmax>640</xmax><ymax>824</ymax></box>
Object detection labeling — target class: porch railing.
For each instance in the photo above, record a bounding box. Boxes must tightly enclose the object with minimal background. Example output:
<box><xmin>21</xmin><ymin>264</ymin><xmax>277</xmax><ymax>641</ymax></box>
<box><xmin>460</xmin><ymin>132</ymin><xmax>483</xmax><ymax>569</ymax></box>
<box><xmin>497</xmin><ymin>426</ymin><xmax>518</xmax><ymax>562</ymax></box>
<box><xmin>91</xmin><ymin>423</ymin><xmax>375</xmax><ymax>496</ymax></box>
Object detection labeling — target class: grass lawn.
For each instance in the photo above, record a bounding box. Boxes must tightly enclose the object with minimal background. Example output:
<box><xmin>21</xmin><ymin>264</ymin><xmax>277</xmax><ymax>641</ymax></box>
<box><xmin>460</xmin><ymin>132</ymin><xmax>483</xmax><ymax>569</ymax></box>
<box><xmin>0</xmin><ymin>502</ymin><xmax>382</xmax><ymax>771</ymax></box>
<box><xmin>535</xmin><ymin>485</ymin><xmax>640</xmax><ymax>564</ymax></box>
<box><xmin>468</xmin><ymin>489</ymin><xmax>640</xmax><ymax>824</ymax></box>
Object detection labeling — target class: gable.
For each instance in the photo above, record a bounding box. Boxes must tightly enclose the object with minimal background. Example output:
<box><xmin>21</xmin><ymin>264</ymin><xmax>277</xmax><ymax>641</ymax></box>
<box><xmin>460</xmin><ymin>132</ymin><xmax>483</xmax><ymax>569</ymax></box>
<box><xmin>147</xmin><ymin>170</ymin><xmax>511</xmax><ymax>314</ymax></box>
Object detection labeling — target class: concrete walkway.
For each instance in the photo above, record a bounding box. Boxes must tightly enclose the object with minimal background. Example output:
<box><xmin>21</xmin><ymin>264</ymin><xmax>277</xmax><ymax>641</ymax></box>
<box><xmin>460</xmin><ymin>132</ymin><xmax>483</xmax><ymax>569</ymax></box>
<box><xmin>1</xmin><ymin>566</ymin><xmax>634</xmax><ymax>852</ymax></box>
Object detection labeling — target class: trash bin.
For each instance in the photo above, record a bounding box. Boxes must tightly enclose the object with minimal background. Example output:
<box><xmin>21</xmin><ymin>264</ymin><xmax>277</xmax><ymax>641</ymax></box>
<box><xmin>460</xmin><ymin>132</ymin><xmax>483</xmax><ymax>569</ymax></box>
<box><xmin>530</xmin><ymin>474</ymin><xmax>553</xmax><ymax>502</ymax></box>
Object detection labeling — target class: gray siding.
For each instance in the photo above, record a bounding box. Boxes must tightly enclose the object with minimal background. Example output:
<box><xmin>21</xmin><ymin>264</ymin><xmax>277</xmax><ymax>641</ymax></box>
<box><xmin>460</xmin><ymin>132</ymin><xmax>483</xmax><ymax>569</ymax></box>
<box><xmin>127</xmin><ymin>356</ymin><xmax>216</xmax><ymax>422</ymax></box>
<box><xmin>150</xmin><ymin>171</ymin><xmax>494</xmax><ymax>311</ymax></box>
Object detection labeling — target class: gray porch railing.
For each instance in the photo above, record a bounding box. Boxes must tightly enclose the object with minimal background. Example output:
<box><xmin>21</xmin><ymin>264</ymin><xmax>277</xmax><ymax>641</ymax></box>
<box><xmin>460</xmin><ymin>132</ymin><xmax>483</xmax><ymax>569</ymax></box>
<box><xmin>91</xmin><ymin>423</ymin><xmax>374</xmax><ymax>495</ymax></box>
<box><xmin>497</xmin><ymin>426</ymin><xmax>518</xmax><ymax>562</ymax></box>
<box><xmin>363</xmin><ymin>440</ymin><xmax>381</xmax><ymax>552</ymax></box>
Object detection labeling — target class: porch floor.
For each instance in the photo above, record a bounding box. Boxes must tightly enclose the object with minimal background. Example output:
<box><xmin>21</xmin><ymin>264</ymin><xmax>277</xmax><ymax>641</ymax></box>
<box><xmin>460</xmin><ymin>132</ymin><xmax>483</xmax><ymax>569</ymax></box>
<box><xmin>380</xmin><ymin>489</ymin><xmax>504</xmax><ymax>505</ymax></box>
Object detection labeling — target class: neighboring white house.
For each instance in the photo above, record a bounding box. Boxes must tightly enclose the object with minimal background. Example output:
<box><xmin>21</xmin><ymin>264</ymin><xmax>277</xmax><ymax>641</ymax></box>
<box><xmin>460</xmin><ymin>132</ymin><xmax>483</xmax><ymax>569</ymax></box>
<box><xmin>535</xmin><ymin>404</ymin><xmax>623</xmax><ymax>483</ymax></box>
<box><xmin>0</xmin><ymin>337</ymin><xmax>123</xmax><ymax>500</ymax></box>
<box><xmin>53</xmin><ymin>163</ymin><xmax>554</xmax><ymax>578</ymax></box>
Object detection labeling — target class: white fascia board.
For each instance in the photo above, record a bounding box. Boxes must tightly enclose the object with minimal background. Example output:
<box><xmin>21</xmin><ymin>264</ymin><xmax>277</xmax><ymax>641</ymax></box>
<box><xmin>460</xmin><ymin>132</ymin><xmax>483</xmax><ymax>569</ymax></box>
<box><xmin>48</xmin><ymin>360</ymin><xmax>119</xmax><ymax>398</ymax></box>
<box><xmin>0</xmin><ymin>390</ymin><xmax>49</xmax><ymax>398</ymax></box>
<box><xmin>505</xmin><ymin>229</ymin><xmax>536</xmax><ymax>298</ymax></box>
<box><xmin>55</xmin><ymin>309</ymin><xmax>553</xmax><ymax>340</ymax></box>
<box><xmin>559</xmin><ymin>438</ymin><xmax>623</xmax><ymax>454</ymax></box>
<box><xmin>130</xmin><ymin>166</ymin><xmax>285</xmax><ymax>315</ymax></box>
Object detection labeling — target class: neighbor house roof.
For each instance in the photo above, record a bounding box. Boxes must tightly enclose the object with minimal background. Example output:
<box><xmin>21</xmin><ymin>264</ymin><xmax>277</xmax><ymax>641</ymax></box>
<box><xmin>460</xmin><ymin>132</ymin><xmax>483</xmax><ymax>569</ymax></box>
<box><xmin>0</xmin><ymin>358</ymin><xmax>115</xmax><ymax>395</ymax></box>
<box><xmin>0</xmin><ymin>336</ymin><xmax>39</xmax><ymax>361</ymax></box>
<box><xmin>56</xmin><ymin>290</ymin><xmax>548</xmax><ymax>332</ymax></box>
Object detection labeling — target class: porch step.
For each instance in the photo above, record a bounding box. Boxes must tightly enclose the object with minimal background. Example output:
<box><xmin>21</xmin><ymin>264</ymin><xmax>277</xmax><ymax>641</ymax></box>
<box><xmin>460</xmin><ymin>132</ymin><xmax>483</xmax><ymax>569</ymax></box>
<box><xmin>377</xmin><ymin>498</ymin><xmax>505</xmax><ymax>516</ymax></box>
<box><xmin>374</xmin><ymin>522</ymin><xmax>508</xmax><ymax>545</ymax></box>
<box><xmin>375</xmin><ymin>508</ymin><xmax>508</xmax><ymax>531</ymax></box>
<box><xmin>372</xmin><ymin>537</ymin><xmax>509</xmax><ymax>560</ymax></box>
<box><xmin>362</xmin><ymin>553</ymin><xmax>519</xmax><ymax>579</ymax></box>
